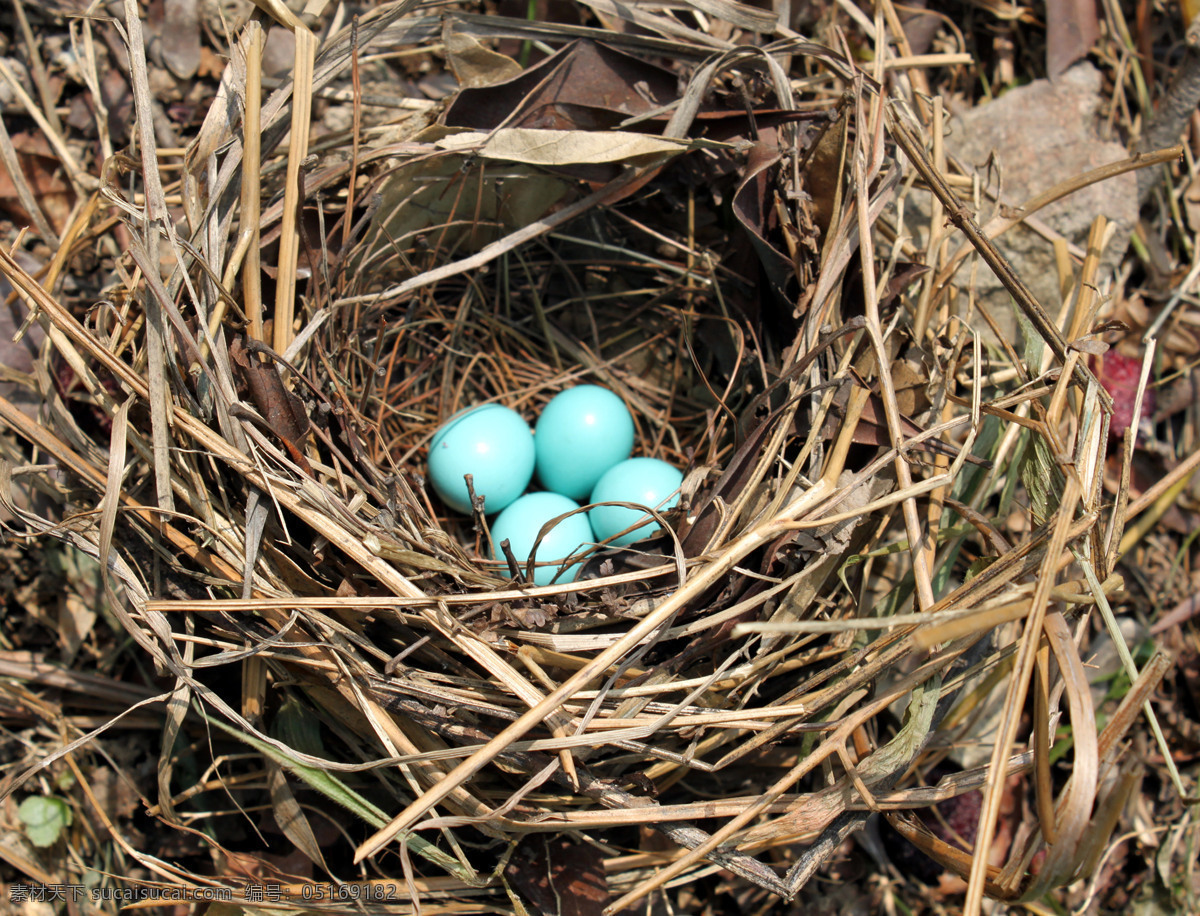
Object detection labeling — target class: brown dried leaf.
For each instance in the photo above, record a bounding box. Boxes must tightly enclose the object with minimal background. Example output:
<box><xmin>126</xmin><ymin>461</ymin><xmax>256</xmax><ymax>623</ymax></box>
<box><xmin>269</xmin><ymin>765</ymin><xmax>328</xmax><ymax>871</ymax></box>
<box><xmin>731</xmin><ymin>128</ymin><xmax>794</xmax><ymax>304</ymax></box>
<box><xmin>57</xmin><ymin>594</ymin><xmax>96</xmax><ymax>665</ymax></box>
<box><xmin>504</xmin><ymin>836</ymin><xmax>609</xmax><ymax>916</ymax></box>
<box><xmin>443</xmin><ymin>39</ymin><xmax>678</xmax><ymax>132</ymax></box>
<box><xmin>443</xmin><ymin>20</ymin><xmax>522</xmax><ymax>89</ymax></box>
<box><xmin>366</xmin><ymin>155</ymin><xmax>573</xmax><ymax>257</ymax></box>
<box><xmin>229</xmin><ymin>337</ymin><xmax>312</xmax><ymax>472</ymax></box>
<box><xmin>1068</xmin><ymin>338</ymin><xmax>1110</xmax><ymax>356</ymax></box>
<box><xmin>436</xmin><ymin>128</ymin><xmax>702</xmax><ymax>165</ymax></box>
<box><xmin>1045</xmin><ymin>0</ymin><xmax>1099</xmax><ymax>80</ymax></box>
<box><xmin>806</xmin><ymin>102</ymin><xmax>849</xmax><ymax>234</ymax></box>
<box><xmin>159</xmin><ymin>0</ymin><xmax>201</xmax><ymax>79</ymax></box>
<box><xmin>1184</xmin><ymin>172</ymin><xmax>1200</xmax><ymax>235</ymax></box>
<box><xmin>87</xmin><ymin>768</ymin><xmax>140</xmax><ymax>824</ymax></box>
<box><xmin>819</xmin><ymin>377</ymin><xmax>988</xmax><ymax>467</ymax></box>
<box><xmin>0</xmin><ymin>131</ymin><xmax>75</xmax><ymax>233</ymax></box>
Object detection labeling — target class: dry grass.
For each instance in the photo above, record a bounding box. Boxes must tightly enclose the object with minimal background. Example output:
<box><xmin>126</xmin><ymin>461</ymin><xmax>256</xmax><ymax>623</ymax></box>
<box><xmin>0</xmin><ymin>0</ymin><xmax>1196</xmax><ymax>913</ymax></box>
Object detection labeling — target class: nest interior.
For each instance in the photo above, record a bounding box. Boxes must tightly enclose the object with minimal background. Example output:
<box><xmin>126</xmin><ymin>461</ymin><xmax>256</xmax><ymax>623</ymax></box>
<box><xmin>0</xmin><ymin>1</ymin><xmax>1176</xmax><ymax>912</ymax></box>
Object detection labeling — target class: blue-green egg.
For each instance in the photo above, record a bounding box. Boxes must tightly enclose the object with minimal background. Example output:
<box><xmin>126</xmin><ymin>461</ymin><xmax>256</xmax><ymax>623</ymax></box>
<box><xmin>589</xmin><ymin>457</ymin><xmax>683</xmax><ymax>547</ymax></box>
<box><xmin>535</xmin><ymin>385</ymin><xmax>635</xmax><ymax>501</ymax></box>
<box><xmin>491</xmin><ymin>492</ymin><xmax>594</xmax><ymax>585</ymax></box>
<box><xmin>428</xmin><ymin>404</ymin><xmax>534</xmax><ymax>514</ymax></box>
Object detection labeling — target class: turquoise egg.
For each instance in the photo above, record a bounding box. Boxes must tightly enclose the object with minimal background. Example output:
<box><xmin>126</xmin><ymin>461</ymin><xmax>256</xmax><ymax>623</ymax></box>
<box><xmin>428</xmin><ymin>404</ymin><xmax>534</xmax><ymax>514</ymax></box>
<box><xmin>589</xmin><ymin>457</ymin><xmax>683</xmax><ymax>547</ymax></box>
<box><xmin>491</xmin><ymin>492</ymin><xmax>595</xmax><ymax>585</ymax></box>
<box><xmin>535</xmin><ymin>385</ymin><xmax>635</xmax><ymax>501</ymax></box>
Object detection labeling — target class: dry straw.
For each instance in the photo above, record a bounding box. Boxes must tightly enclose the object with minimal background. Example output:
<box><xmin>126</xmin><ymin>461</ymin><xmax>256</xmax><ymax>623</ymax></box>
<box><xmin>0</xmin><ymin>0</ymin><xmax>1179</xmax><ymax>911</ymax></box>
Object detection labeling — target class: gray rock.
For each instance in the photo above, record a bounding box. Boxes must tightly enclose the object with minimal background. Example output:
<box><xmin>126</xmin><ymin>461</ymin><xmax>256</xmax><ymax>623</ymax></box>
<box><xmin>909</xmin><ymin>63</ymin><xmax>1136</xmax><ymax>343</ymax></box>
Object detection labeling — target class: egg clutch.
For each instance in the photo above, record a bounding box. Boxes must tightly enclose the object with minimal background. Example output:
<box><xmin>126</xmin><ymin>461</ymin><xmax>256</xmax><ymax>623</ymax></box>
<box><xmin>427</xmin><ymin>386</ymin><xmax>683</xmax><ymax>586</ymax></box>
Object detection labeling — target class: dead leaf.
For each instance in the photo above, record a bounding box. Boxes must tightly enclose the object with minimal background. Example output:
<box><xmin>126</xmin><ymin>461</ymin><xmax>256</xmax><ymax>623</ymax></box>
<box><xmin>157</xmin><ymin>0</ymin><xmax>202</xmax><ymax>79</ymax></box>
<box><xmin>443</xmin><ymin>39</ymin><xmax>679</xmax><ymax>132</ymax></box>
<box><xmin>732</xmin><ymin>129</ymin><xmax>794</xmax><ymax>305</ymax></box>
<box><xmin>1045</xmin><ymin>0</ymin><xmax>1099</xmax><ymax>80</ymax></box>
<box><xmin>361</xmin><ymin>37</ymin><xmax>691</xmax><ymax>264</ymax></box>
<box><xmin>436</xmin><ymin>128</ymin><xmax>704</xmax><ymax>165</ymax></box>
<box><xmin>229</xmin><ymin>337</ymin><xmax>312</xmax><ymax>473</ymax></box>
<box><xmin>0</xmin><ymin>131</ymin><xmax>75</xmax><ymax>233</ymax></box>
<box><xmin>899</xmin><ymin>0</ymin><xmax>942</xmax><ymax>56</ymax></box>
<box><xmin>504</xmin><ymin>836</ymin><xmax>609</xmax><ymax>916</ymax></box>
<box><xmin>805</xmin><ymin>102</ymin><xmax>850</xmax><ymax>234</ymax></box>
<box><xmin>362</xmin><ymin>153</ymin><xmax>572</xmax><ymax>260</ymax></box>
<box><xmin>679</xmin><ymin>0</ymin><xmax>777</xmax><ymax>32</ymax></box>
<box><xmin>1068</xmin><ymin>338</ymin><xmax>1110</xmax><ymax>356</ymax></box>
<box><xmin>57</xmin><ymin>595</ymin><xmax>97</xmax><ymax>665</ymax></box>
<box><xmin>1151</xmin><ymin>368</ymin><xmax>1195</xmax><ymax>422</ymax></box>
<box><xmin>1183</xmin><ymin>171</ymin><xmax>1200</xmax><ymax>236</ymax></box>
<box><xmin>268</xmin><ymin>765</ymin><xmax>328</xmax><ymax>872</ymax></box>
<box><xmin>878</xmin><ymin>262</ymin><xmax>930</xmax><ymax>312</ymax></box>
<box><xmin>787</xmin><ymin>469</ymin><xmax>881</xmax><ymax>557</ymax></box>
<box><xmin>890</xmin><ymin>355</ymin><xmax>930</xmax><ymax>417</ymax></box>
<box><xmin>818</xmin><ymin>375</ymin><xmax>989</xmax><ymax>467</ymax></box>
<box><xmin>443</xmin><ymin>20</ymin><xmax>522</xmax><ymax>89</ymax></box>
<box><xmin>87</xmin><ymin>768</ymin><xmax>140</xmax><ymax>824</ymax></box>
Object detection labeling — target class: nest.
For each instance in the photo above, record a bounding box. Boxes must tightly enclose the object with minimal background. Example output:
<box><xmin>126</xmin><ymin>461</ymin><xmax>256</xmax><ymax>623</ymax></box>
<box><xmin>0</xmin><ymin>2</ymin><xmax>1173</xmax><ymax>911</ymax></box>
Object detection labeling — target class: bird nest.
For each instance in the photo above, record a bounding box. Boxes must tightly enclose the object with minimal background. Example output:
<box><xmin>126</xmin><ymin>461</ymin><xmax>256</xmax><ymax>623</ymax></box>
<box><xmin>0</xmin><ymin>1</ymin><xmax>1170</xmax><ymax>911</ymax></box>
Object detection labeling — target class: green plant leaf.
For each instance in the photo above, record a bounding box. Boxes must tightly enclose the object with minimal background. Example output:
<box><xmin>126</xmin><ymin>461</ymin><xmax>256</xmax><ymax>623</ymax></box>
<box><xmin>1020</xmin><ymin>430</ymin><xmax>1064</xmax><ymax>526</ymax></box>
<box><xmin>18</xmin><ymin>795</ymin><xmax>73</xmax><ymax>847</ymax></box>
<box><xmin>201</xmin><ymin>711</ymin><xmax>484</xmax><ymax>886</ymax></box>
<box><xmin>271</xmin><ymin>695</ymin><xmax>326</xmax><ymax>758</ymax></box>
